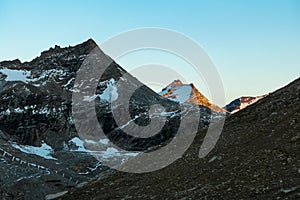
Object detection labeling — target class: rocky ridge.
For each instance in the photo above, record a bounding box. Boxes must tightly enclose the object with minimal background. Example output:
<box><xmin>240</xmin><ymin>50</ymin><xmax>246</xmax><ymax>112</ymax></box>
<box><xmin>0</xmin><ymin>39</ymin><xmax>224</xmax><ymax>199</ymax></box>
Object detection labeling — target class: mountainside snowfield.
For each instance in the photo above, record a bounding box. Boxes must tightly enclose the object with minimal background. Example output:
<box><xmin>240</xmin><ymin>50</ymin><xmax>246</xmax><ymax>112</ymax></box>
<box><xmin>159</xmin><ymin>80</ymin><xmax>192</xmax><ymax>103</ymax></box>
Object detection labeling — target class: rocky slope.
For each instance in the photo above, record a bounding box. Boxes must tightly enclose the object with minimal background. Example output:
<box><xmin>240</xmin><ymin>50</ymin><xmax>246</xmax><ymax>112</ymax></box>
<box><xmin>0</xmin><ymin>39</ymin><xmax>112</xmax><ymax>199</ymax></box>
<box><xmin>0</xmin><ymin>40</ymin><xmax>98</xmax><ymax>149</ymax></box>
<box><xmin>159</xmin><ymin>80</ymin><xmax>227</xmax><ymax>113</ymax></box>
<box><xmin>0</xmin><ymin>39</ymin><xmax>223</xmax><ymax>199</ymax></box>
<box><xmin>63</xmin><ymin>78</ymin><xmax>300</xmax><ymax>199</ymax></box>
<box><xmin>224</xmin><ymin>94</ymin><xmax>268</xmax><ymax>113</ymax></box>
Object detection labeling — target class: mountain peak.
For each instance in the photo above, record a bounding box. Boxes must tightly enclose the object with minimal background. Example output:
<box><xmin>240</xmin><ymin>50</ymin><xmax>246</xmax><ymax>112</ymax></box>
<box><xmin>72</xmin><ymin>38</ymin><xmax>98</xmax><ymax>51</ymax></box>
<box><xmin>159</xmin><ymin>80</ymin><xmax>226</xmax><ymax>112</ymax></box>
<box><xmin>41</xmin><ymin>38</ymin><xmax>97</xmax><ymax>56</ymax></box>
<box><xmin>164</xmin><ymin>79</ymin><xmax>183</xmax><ymax>88</ymax></box>
<box><xmin>0</xmin><ymin>39</ymin><xmax>99</xmax><ymax>70</ymax></box>
<box><xmin>83</xmin><ymin>38</ymin><xmax>97</xmax><ymax>46</ymax></box>
<box><xmin>224</xmin><ymin>94</ymin><xmax>269</xmax><ymax>113</ymax></box>
<box><xmin>0</xmin><ymin>59</ymin><xmax>22</xmax><ymax>68</ymax></box>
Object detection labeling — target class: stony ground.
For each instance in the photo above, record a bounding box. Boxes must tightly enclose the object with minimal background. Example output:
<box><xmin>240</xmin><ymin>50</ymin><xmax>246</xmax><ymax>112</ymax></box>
<box><xmin>62</xmin><ymin>78</ymin><xmax>300</xmax><ymax>200</ymax></box>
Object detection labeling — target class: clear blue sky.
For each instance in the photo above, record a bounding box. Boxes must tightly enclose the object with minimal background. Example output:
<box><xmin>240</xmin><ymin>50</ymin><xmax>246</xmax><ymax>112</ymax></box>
<box><xmin>0</xmin><ymin>0</ymin><xmax>299</xmax><ymax>104</ymax></box>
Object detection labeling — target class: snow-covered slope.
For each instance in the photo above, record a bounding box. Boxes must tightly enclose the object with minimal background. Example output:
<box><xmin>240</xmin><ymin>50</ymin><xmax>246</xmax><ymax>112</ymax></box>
<box><xmin>224</xmin><ymin>94</ymin><xmax>268</xmax><ymax>114</ymax></box>
<box><xmin>159</xmin><ymin>80</ymin><xmax>226</xmax><ymax>113</ymax></box>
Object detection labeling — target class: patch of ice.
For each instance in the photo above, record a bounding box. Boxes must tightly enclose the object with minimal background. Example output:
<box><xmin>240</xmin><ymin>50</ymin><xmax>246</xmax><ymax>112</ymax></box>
<box><xmin>0</xmin><ymin>105</ymin><xmax>53</xmax><ymax>116</ymax></box>
<box><xmin>63</xmin><ymin>77</ymin><xmax>75</xmax><ymax>87</ymax></box>
<box><xmin>38</xmin><ymin>107</ymin><xmax>50</xmax><ymax>115</ymax></box>
<box><xmin>0</xmin><ymin>158</ymin><xmax>7</xmax><ymax>163</ymax></box>
<box><xmin>83</xmin><ymin>139</ymin><xmax>96</xmax><ymax>145</ymax></box>
<box><xmin>99</xmin><ymin>139</ymin><xmax>110</xmax><ymax>145</ymax></box>
<box><xmin>87</xmin><ymin>161</ymin><xmax>102</xmax><ymax>172</ymax></box>
<box><xmin>100</xmin><ymin>147</ymin><xmax>139</xmax><ymax>159</ymax></box>
<box><xmin>16</xmin><ymin>173</ymin><xmax>43</xmax><ymax>182</ymax></box>
<box><xmin>101</xmin><ymin>147</ymin><xmax>119</xmax><ymax>158</ymax></box>
<box><xmin>14</xmin><ymin>107</ymin><xmax>24</xmax><ymax>113</ymax></box>
<box><xmin>4</xmin><ymin>108</ymin><xmax>10</xmax><ymax>115</ymax></box>
<box><xmin>68</xmin><ymin>137</ymin><xmax>140</xmax><ymax>160</ymax></box>
<box><xmin>159</xmin><ymin>85</ymin><xmax>192</xmax><ymax>103</ymax></box>
<box><xmin>69</xmin><ymin>137</ymin><xmax>88</xmax><ymax>152</ymax></box>
<box><xmin>118</xmin><ymin>114</ymin><xmax>140</xmax><ymax>129</ymax></box>
<box><xmin>30</xmin><ymin>69</ymin><xmax>67</xmax><ymax>82</ymax></box>
<box><xmin>11</xmin><ymin>142</ymin><xmax>57</xmax><ymax>160</ymax></box>
<box><xmin>82</xmin><ymin>79</ymin><xmax>118</xmax><ymax>102</ymax></box>
<box><xmin>208</xmin><ymin>156</ymin><xmax>218</xmax><ymax>163</ymax></box>
<box><xmin>0</xmin><ymin>68</ymin><xmax>69</xmax><ymax>87</ymax></box>
<box><xmin>0</xmin><ymin>68</ymin><xmax>31</xmax><ymax>82</ymax></box>
<box><xmin>280</xmin><ymin>187</ymin><xmax>298</xmax><ymax>194</ymax></box>
<box><xmin>68</xmin><ymin>116</ymin><xmax>74</xmax><ymax>125</ymax></box>
<box><xmin>99</xmin><ymin>78</ymin><xmax>118</xmax><ymax>101</ymax></box>
<box><xmin>158</xmin><ymin>86</ymin><xmax>170</xmax><ymax>96</ymax></box>
<box><xmin>84</xmin><ymin>138</ymin><xmax>110</xmax><ymax>145</ymax></box>
<box><xmin>83</xmin><ymin>94</ymin><xmax>101</xmax><ymax>102</ymax></box>
<box><xmin>160</xmin><ymin>111</ymin><xmax>178</xmax><ymax>116</ymax></box>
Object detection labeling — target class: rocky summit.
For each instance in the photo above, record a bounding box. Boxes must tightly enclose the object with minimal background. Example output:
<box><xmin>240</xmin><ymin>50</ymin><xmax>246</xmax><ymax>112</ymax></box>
<box><xmin>0</xmin><ymin>39</ymin><xmax>224</xmax><ymax>199</ymax></box>
<box><xmin>159</xmin><ymin>80</ymin><xmax>227</xmax><ymax>113</ymax></box>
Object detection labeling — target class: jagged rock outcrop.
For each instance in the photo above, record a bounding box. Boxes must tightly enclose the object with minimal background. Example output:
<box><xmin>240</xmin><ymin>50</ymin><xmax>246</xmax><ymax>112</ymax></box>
<box><xmin>0</xmin><ymin>39</ymin><xmax>98</xmax><ymax>149</ymax></box>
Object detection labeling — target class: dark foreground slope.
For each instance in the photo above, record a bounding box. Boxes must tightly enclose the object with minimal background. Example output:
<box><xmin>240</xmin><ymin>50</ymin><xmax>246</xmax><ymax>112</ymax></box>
<box><xmin>63</xmin><ymin>77</ymin><xmax>300</xmax><ymax>199</ymax></box>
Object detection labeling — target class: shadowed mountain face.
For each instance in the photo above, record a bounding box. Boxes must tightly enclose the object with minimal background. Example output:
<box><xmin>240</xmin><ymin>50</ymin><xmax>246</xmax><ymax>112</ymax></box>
<box><xmin>0</xmin><ymin>40</ymin><xmax>223</xmax><ymax>199</ymax></box>
<box><xmin>0</xmin><ymin>39</ymin><xmax>183</xmax><ymax>150</ymax></box>
<box><xmin>0</xmin><ymin>39</ymin><xmax>98</xmax><ymax>149</ymax></box>
<box><xmin>63</xmin><ymin>78</ymin><xmax>300</xmax><ymax>199</ymax></box>
<box><xmin>159</xmin><ymin>80</ymin><xmax>227</xmax><ymax>113</ymax></box>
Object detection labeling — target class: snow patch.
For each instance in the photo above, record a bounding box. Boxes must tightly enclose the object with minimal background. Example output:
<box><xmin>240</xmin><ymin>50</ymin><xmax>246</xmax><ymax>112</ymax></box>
<box><xmin>14</xmin><ymin>107</ymin><xmax>24</xmax><ymax>113</ymax></box>
<box><xmin>83</xmin><ymin>94</ymin><xmax>101</xmax><ymax>102</ymax></box>
<box><xmin>63</xmin><ymin>77</ymin><xmax>75</xmax><ymax>87</ymax></box>
<box><xmin>0</xmin><ymin>68</ymin><xmax>31</xmax><ymax>82</ymax></box>
<box><xmin>30</xmin><ymin>69</ymin><xmax>67</xmax><ymax>82</ymax></box>
<box><xmin>11</xmin><ymin>142</ymin><xmax>57</xmax><ymax>160</ymax></box>
<box><xmin>85</xmin><ymin>138</ymin><xmax>110</xmax><ymax>145</ymax></box>
<box><xmin>159</xmin><ymin>84</ymin><xmax>192</xmax><ymax>103</ymax></box>
<box><xmin>69</xmin><ymin>137</ymin><xmax>87</xmax><ymax>152</ymax></box>
<box><xmin>230</xmin><ymin>95</ymin><xmax>267</xmax><ymax>114</ymax></box>
<box><xmin>82</xmin><ymin>79</ymin><xmax>118</xmax><ymax>102</ymax></box>
<box><xmin>101</xmin><ymin>147</ymin><xmax>139</xmax><ymax>159</ymax></box>
<box><xmin>280</xmin><ymin>187</ymin><xmax>298</xmax><ymax>194</ymax></box>
<box><xmin>0</xmin><ymin>68</ymin><xmax>68</xmax><ymax>86</ymax></box>
<box><xmin>99</xmin><ymin>78</ymin><xmax>118</xmax><ymax>101</ymax></box>
<box><xmin>67</xmin><ymin>137</ymin><xmax>140</xmax><ymax>161</ymax></box>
